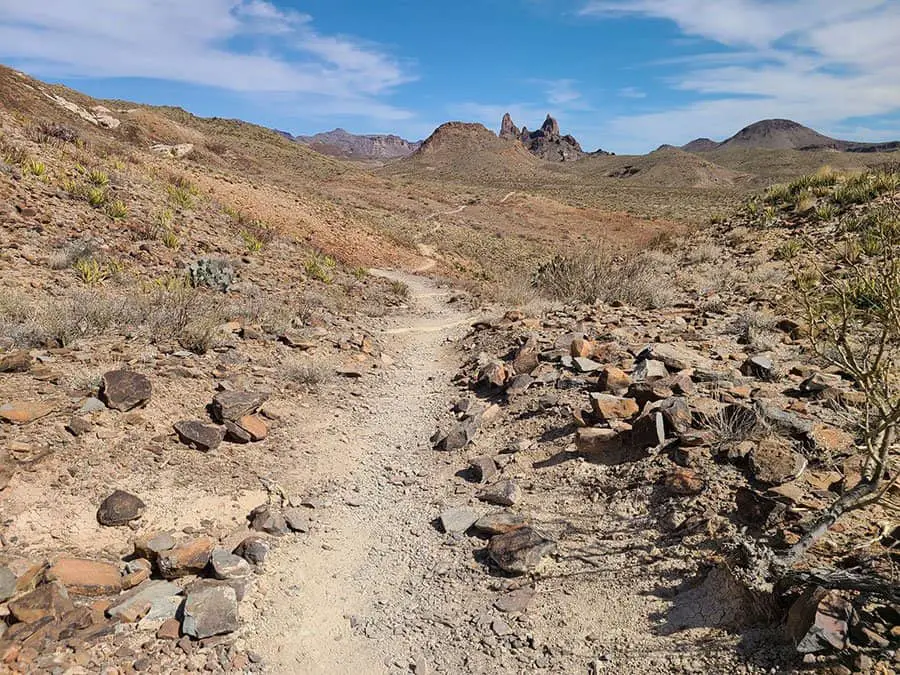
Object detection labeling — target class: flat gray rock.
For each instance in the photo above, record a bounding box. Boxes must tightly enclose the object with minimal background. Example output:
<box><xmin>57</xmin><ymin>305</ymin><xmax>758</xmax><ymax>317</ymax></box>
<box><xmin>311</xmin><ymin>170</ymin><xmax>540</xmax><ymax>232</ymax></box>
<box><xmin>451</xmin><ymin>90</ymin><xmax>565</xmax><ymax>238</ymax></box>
<box><xmin>210</xmin><ymin>391</ymin><xmax>268</xmax><ymax>423</ymax></box>
<box><xmin>173</xmin><ymin>420</ymin><xmax>225</xmax><ymax>452</ymax></box>
<box><xmin>107</xmin><ymin>579</ymin><xmax>181</xmax><ymax>621</ymax></box>
<box><xmin>181</xmin><ymin>584</ymin><xmax>239</xmax><ymax>639</ymax></box>
<box><xmin>0</xmin><ymin>565</ymin><xmax>16</xmax><ymax>602</ymax></box>
<box><xmin>439</xmin><ymin>507</ymin><xmax>479</xmax><ymax>535</ymax></box>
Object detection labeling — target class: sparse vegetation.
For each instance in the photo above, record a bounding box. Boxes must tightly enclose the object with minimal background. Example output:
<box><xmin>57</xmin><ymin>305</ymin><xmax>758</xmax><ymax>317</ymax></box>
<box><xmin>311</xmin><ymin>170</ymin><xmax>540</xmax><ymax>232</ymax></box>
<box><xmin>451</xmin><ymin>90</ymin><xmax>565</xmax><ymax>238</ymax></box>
<box><xmin>106</xmin><ymin>199</ymin><xmax>128</xmax><ymax>220</ymax></box>
<box><xmin>88</xmin><ymin>169</ymin><xmax>109</xmax><ymax>187</ymax></box>
<box><xmin>532</xmin><ymin>250</ymin><xmax>673</xmax><ymax>309</ymax></box>
<box><xmin>86</xmin><ymin>187</ymin><xmax>108</xmax><ymax>208</ymax></box>
<box><xmin>73</xmin><ymin>258</ymin><xmax>111</xmax><ymax>285</ymax></box>
<box><xmin>161</xmin><ymin>228</ymin><xmax>181</xmax><ymax>250</ymax></box>
<box><xmin>188</xmin><ymin>257</ymin><xmax>236</xmax><ymax>291</ymax></box>
<box><xmin>23</xmin><ymin>159</ymin><xmax>47</xmax><ymax>177</ymax></box>
<box><xmin>304</xmin><ymin>253</ymin><xmax>336</xmax><ymax>284</ymax></box>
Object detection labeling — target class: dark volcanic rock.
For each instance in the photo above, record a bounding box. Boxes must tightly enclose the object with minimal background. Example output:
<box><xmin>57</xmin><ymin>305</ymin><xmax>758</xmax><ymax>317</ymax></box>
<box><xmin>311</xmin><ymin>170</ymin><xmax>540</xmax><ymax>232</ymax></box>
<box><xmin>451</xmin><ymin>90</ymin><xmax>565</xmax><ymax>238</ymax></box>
<box><xmin>488</xmin><ymin>527</ymin><xmax>556</xmax><ymax>574</ymax></box>
<box><xmin>499</xmin><ymin>113</ymin><xmax>603</xmax><ymax>161</ymax></box>
<box><xmin>499</xmin><ymin>113</ymin><xmax>520</xmax><ymax>139</ymax></box>
<box><xmin>210</xmin><ymin>391</ymin><xmax>268</xmax><ymax>423</ymax></box>
<box><xmin>97</xmin><ymin>490</ymin><xmax>146</xmax><ymax>526</ymax></box>
<box><xmin>174</xmin><ymin>420</ymin><xmax>225</xmax><ymax>452</ymax></box>
<box><xmin>181</xmin><ymin>584</ymin><xmax>239</xmax><ymax>639</ymax></box>
<box><xmin>99</xmin><ymin>370</ymin><xmax>152</xmax><ymax>411</ymax></box>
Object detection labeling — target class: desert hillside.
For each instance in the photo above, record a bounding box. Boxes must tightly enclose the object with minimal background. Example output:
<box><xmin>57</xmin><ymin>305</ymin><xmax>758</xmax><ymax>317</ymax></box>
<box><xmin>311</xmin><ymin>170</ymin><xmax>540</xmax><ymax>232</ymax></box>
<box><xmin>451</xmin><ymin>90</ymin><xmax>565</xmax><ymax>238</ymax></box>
<box><xmin>0</xmin><ymin>62</ymin><xmax>898</xmax><ymax>675</ymax></box>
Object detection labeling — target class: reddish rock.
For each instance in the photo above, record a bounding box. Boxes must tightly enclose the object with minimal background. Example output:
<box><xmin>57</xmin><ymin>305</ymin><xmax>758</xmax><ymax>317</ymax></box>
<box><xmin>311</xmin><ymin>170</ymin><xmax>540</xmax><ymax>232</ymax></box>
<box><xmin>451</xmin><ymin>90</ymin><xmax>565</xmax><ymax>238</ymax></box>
<box><xmin>570</xmin><ymin>338</ymin><xmax>595</xmax><ymax>359</ymax></box>
<box><xmin>807</xmin><ymin>425</ymin><xmax>854</xmax><ymax>454</ymax></box>
<box><xmin>663</xmin><ymin>468</ymin><xmax>705</xmax><ymax>496</ymax></box>
<box><xmin>787</xmin><ymin>587</ymin><xmax>852</xmax><ymax>653</ymax></box>
<box><xmin>46</xmin><ymin>558</ymin><xmax>122</xmax><ymax>596</ymax></box>
<box><xmin>749</xmin><ymin>438</ymin><xmax>807</xmax><ymax>485</ymax></box>
<box><xmin>156</xmin><ymin>537</ymin><xmax>214</xmax><ymax>579</ymax></box>
<box><xmin>598</xmin><ymin>366</ymin><xmax>631</xmax><ymax>395</ymax></box>
<box><xmin>157</xmin><ymin>618</ymin><xmax>181</xmax><ymax>640</ymax></box>
<box><xmin>575</xmin><ymin>427</ymin><xmax>620</xmax><ymax>455</ymax></box>
<box><xmin>589</xmin><ymin>393</ymin><xmax>639</xmax><ymax>421</ymax></box>
<box><xmin>8</xmin><ymin>582</ymin><xmax>74</xmax><ymax>623</ymax></box>
<box><xmin>0</xmin><ymin>401</ymin><xmax>54</xmax><ymax>425</ymax></box>
<box><xmin>0</xmin><ymin>351</ymin><xmax>31</xmax><ymax>373</ymax></box>
<box><xmin>236</xmin><ymin>415</ymin><xmax>267</xmax><ymax>442</ymax></box>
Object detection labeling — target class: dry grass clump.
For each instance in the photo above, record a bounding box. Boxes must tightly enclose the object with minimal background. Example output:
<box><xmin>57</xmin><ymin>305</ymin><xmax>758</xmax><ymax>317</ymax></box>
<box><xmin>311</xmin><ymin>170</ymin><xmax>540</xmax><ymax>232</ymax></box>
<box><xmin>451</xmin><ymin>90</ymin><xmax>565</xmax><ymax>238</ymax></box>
<box><xmin>732</xmin><ymin>310</ymin><xmax>780</xmax><ymax>351</ymax></box>
<box><xmin>532</xmin><ymin>249</ymin><xmax>674</xmax><ymax>309</ymax></box>
<box><xmin>282</xmin><ymin>359</ymin><xmax>332</xmax><ymax>390</ymax></box>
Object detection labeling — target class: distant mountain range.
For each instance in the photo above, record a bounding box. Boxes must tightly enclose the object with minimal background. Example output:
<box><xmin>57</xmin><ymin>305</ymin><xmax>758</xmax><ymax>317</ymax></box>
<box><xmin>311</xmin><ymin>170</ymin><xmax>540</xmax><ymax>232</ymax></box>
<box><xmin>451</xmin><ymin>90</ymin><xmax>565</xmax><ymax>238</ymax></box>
<box><xmin>499</xmin><ymin>113</ymin><xmax>613</xmax><ymax>162</ymax></box>
<box><xmin>280</xmin><ymin>128</ymin><xmax>422</xmax><ymax>160</ymax></box>
<box><xmin>683</xmin><ymin>119</ymin><xmax>900</xmax><ymax>153</ymax></box>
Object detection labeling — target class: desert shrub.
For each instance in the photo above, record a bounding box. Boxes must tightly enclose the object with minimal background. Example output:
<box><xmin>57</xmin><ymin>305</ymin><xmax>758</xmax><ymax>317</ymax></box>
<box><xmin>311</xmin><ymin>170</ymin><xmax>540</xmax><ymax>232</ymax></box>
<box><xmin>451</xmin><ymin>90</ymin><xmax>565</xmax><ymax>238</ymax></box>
<box><xmin>49</xmin><ymin>237</ymin><xmax>97</xmax><ymax>270</ymax></box>
<box><xmin>161</xmin><ymin>229</ymin><xmax>181</xmax><ymax>250</ymax></box>
<box><xmin>283</xmin><ymin>359</ymin><xmax>332</xmax><ymax>390</ymax></box>
<box><xmin>240</xmin><ymin>230</ymin><xmax>263</xmax><ymax>253</ymax></box>
<box><xmin>731</xmin><ymin>310</ymin><xmax>779</xmax><ymax>351</ymax></box>
<box><xmin>188</xmin><ymin>258</ymin><xmax>235</xmax><ymax>291</ymax></box>
<box><xmin>685</xmin><ymin>242</ymin><xmax>722</xmax><ymax>264</ymax></box>
<box><xmin>351</xmin><ymin>267</ymin><xmax>369</xmax><ymax>281</ymax></box>
<box><xmin>88</xmin><ymin>169</ymin><xmax>109</xmax><ymax>187</ymax></box>
<box><xmin>304</xmin><ymin>253</ymin><xmax>336</xmax><ymax>283</ymax></box>
<box><xmin>774</xmin><ymin>239</ymin><xmax>802</xmax><ymax>261</ymax></box>
<box><xmin>23</xmin><ymin>159</ymin><xmax>46</xmax><ymax>177</ymax></box>
<box><xmin>0</xmin><ymin>137</ymin><xmax>28</xmax><ymax>166</ymax></box>
<box><xmin>28</xmin><ymin>122</ymin><xmax>79</xmax><ymax>144</ymax></box>
<box><xmin>390</xmin><ymin>280</ymin><xmax>411</xmax><ymax>300</ymax></box>
<box><xmin>532</xmin><ymin>250</ymin><xmax>673</xmax><ymax>309</ymax></box>
<box><xmin>106</xmin><ymin>199</ymin><xmax>128</xmax><ymax>220</ymax></box>
<box><xmin>86</xmin><ymin>187</ymin><xmax>107</xmax><ymax>208</ymax></box>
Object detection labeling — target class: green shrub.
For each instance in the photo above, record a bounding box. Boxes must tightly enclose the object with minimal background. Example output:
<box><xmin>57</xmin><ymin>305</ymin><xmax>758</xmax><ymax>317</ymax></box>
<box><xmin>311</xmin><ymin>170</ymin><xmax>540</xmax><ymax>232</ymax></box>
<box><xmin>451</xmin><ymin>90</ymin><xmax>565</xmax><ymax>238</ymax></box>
<box><xmin>86</xmin><ymin>187</ymin><xmax>107</xmax><ymax>208</ymax></box>
<box><xmin>106</xmin><ymin>199</ymin><xmax>128</xmax><ymax>220</ymax></box>
<box><xmin>88</xmin><ymin>169</ymin><xmax>109</xmax><ymax>187</ymax></box>
<box><xmin>188</xmin><ymin>258</ymin><xmax>235</xmax><ymax>291</ymax></box>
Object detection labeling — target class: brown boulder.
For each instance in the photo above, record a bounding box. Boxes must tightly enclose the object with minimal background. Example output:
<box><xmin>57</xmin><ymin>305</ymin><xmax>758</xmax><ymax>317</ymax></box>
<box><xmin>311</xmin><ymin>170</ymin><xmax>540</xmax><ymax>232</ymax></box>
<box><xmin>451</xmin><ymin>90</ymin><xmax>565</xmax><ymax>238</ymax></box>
<box><xmin>488</xmin><ymin>527</ymin><xmax>556</xmax><ymax>575</ymax></box>
<box><xmin>156</xmin><ymin>537</ymin><xmax>214</xmax><ymax>579</ymax></box>
<box><xmin>589</xmin><ymin>393</ymin><xmax>639</xmax><ymax>421</ymax></box>
<box><xmin>173</xmin><ymin>420</ymin><xmax>225</xmax><ymax>452</ymax></box>
<box><xmin>0</xmin><ymin>401</ymin><xmax>54</xmax><ymax>425</ymax></box>
<box><xmin>0</xmin><ymin>351</ymin><xmax>31</xmax><ymax>373</ymax></box>
<box><xmin>8</xmin><ymin>582</ymin><xmax>74</xmax><ymax>623</ymax></box>
<box><xmin>97</xmin><ymin>490</ymin><xmax>146</xmax><ymax>526</ymax></box>
<box><xmin>749</xmin><ymin>438</ymin><xmax>806</xmax><ymax>485</ymax></box>
<box><xmin>598</xmin><ymin>366</ymin><xmax>631</xmax><ymax>395</ymax></box>
<box><xmin>46</xmin><ymin>558</ymin><xmax>122</xmax><ymax>596</ymax></box>
<box><xmin>99</xmin><ymin>370</ymin><xmax>152</xmax><ymax>411</ymax></box>
<box><xmin>786</xmin><ymin>587</ymin><xmax>852</xmax><ymax>653</ymax></box>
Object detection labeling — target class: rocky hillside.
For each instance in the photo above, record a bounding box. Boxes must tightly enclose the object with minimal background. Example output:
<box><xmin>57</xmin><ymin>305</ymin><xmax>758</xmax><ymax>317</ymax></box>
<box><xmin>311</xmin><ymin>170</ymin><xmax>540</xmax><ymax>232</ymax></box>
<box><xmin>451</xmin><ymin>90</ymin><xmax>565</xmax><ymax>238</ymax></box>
<box><xmin>685</xmin><ymin>119</ymin><xmax>900</xmax><ymax>153</ymax></box>
<box><xmin>289</xmin><ymin>128</ymin><xmax>422</xmax><ymax>160</ymax></box>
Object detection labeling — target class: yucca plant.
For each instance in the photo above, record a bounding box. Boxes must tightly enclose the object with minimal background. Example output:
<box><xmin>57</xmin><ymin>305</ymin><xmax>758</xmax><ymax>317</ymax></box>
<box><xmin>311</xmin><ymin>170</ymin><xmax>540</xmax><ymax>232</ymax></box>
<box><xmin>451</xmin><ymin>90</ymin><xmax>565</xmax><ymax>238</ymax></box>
<box><xmin>73</xmin><ymin>258</ymin><xmax>109</xmax><ymax>285</ymax></box>
<box><xmin>106</xmin><ymin>199</ymin><xmax>128</xmax><ymax>220</ymax></box>
<box><xmin>88</xmin><ymin>169</ymin><xmax>109</xmax><ymax>187</ymax></box>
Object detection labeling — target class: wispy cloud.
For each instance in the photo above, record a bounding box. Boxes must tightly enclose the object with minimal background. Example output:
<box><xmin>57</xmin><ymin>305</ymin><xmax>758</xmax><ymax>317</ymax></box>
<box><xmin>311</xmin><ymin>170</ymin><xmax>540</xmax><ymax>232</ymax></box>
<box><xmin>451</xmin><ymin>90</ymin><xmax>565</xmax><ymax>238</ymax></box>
<box><xmin>0</xmin><ymin>0</ymin><xmax>415</xmax><ymax>120</ymax></box>
<box><xmin>618</xmin><ymin>87</ymin><xmax>646</xmax><ymax>99</ymax></box>
<box><xmin>580</xmin><ymin>0</ymin><xmax>900</xmax><ymax>150</ymax></box>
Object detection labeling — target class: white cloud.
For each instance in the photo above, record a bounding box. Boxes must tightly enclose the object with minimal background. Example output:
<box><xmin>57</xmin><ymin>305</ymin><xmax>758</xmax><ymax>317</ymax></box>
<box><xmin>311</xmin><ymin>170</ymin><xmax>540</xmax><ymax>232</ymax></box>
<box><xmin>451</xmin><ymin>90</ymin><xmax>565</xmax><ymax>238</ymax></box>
<box><xmin>618</xmin><ymin>87</ymin><xmax>646</xmax><ymax>99</ymax></box>
<box><xmin>580</xmin><ymin>0</ymin><xmax>900</xmax><ymax>151</ymax></box>
<box><xmin>0</xmin><ymin>0</ymin><xmax>414</xmax><ymax>120</ymax></box>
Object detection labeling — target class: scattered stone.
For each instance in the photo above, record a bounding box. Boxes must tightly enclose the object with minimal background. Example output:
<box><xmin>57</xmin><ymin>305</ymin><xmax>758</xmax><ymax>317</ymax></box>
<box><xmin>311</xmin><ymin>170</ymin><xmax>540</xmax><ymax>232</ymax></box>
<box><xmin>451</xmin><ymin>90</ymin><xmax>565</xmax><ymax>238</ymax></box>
<box><xmin>633</xmin><ymin>359</ymin><xmax>668</xmax><ymax>382</ymax></box>
<box><xmin>0</xmin><ymin>401</ymin><xmax>54</xmax><ymax>425</ymax></box>
<box><xmin>478</xmin><ymin>360</ymin><xmax>509</xmax><ymax>388</ymax></box>
<box><xmin>157</xmin><ymin>618</ymin><xmax>181</xmax><ymax>640</ymax></box>
<box><xmin>573</xmin><ymin>357</ymin><xmax>602</xmax><ymax>373</ymax></box>
<box><xmin>173</xmin><ymin>420</ymin><xmax>225</xmax><ymax>452</ymax></box>
<box><xmin>210</xmin><ymin>391</ymin><xmax>268</xmax><ymax>423</ymax></box>
<box><xmin>248</xmin><ymin>505</ymin><xmax>288</xmax><ymax>535</ymax></box>
<box><xmin>134</xmin><ymin>531</ymin><xmax>177</xmax><ymax>560</ymax></box>
<box><xmin>0</xmin><ymin>350</ymin><xmax>31</xmax><ymax>373</ymax></box>
<box><xmin>157</xmin><ymin>537</ymin><xmax>215</xmax><ymax>579</ymax></box>
<box><xmin>648</xmin><ymin>396</ymin><xmax>693</xmax><ymax>435</ymax></box>
<box><xmin>488</xmin><ymin>527</ymin><xmax>556</xmax><ymax>574</ymax></box>
<box><xmin>235</xmin><ymin>415</ymin><xmax>267</xmax><ymax>441</ymax></box>
<box><xmin>65</xmin><ymin>416</ymin><xmax>93</xmax><ymax>437</ymax></box>
<box><xmin>741</xmin><ymin>354</ymin><xmax>775</xmax><ymax>379</ymax></box>
<box><xmin>630</xmin><ymin>412</ymin><xmax>666</xmax><ymax>448</ymax></box>
<box><xmin>99</xmin><ymin>370</ymin><xmax>152</xmax><ymax>411</ymax></box>
<box><xmin>76</xmin><ymin>397</ymin><xmax>106</xmax><ymax>415</ymax></box>
<box><xmin>589</xmin><ymin>393</ymin><xmax>639</xmax><ymax>421</ymax></box>
<box><xmin>181</xmin><ymin>584</ymin><xmax>239</xmax><ymax>639</ymax></box>
<box><xmin>439</xmin><ymin>507</ymin><xmax>480</xmax><ymax>535</ymax></box>
<box><xmin>477</xmin><ymin>480</ymin><xmax>520</xmax><ymax>506</ymax></box>
<box><xmin>575</xmin><ymin>427</ymin><xmax>621</xmax><ymax>455</ymax></box>
<box><xmin>234</xmin><ymin>536</ymin><xmax>270</xmax><ymax>565</ymax></box>
<box><xmin>8</xmin><ymin>582</ymin><xmax>74</xmax><ymax>623</ymax></box>
<box><xmin>439</xmin><ymin>419</ymin><xmax>477</xmax><ymax>451</ymax></box>
<box><xmin>598</xmin><ymin>366</ymin><xmax>631</xmax><ymax>395</ymax></box>
<box><xmin>0</xmin><ymin>565</ymin><xmax>16</xmax><ymax>601</ymax></box>
<box><xmin>469</xmin><ymin>455</ymin><xmax>498</xmax><ymax>483</ymax></box>
<box><xmin>749</xmin><ymin>438</ymin><xmax>807</xmax><ymax>485</ymax></box>
<box><xmin>651</xmin><ymin>343</ymin><xmax>708</xmax><ymax>371</ymax></box>
<box><xmin>787</xmin><ymin>587</ymin><xmax>852</xmax><ymax>653</ymax></box>
<box><xmin>97</xmin><ymin>490</ymin><xmax>146</xmax><ymax>526</ymax></box>
<box><xmin>663</xmin><ymin>468</ymin><xmax>705</xmax><ymax>496</ymax></box>
<box><xmin>799</xmin><ymin>372</ymin><xmax>842</xmax><ymax>395</ymax></box>
<box><xmin>735</xmin><ymin>487</ymin><xmax>784</xmax><ymax>529</ymax></box>
<box><xmin>494</xmin><ymin>587</ymin><xmax>535</xmax><ymax>613</ymax></box>
<box><xmin>284</xmin><ymin>508</ymin><xmax>311</xmax><ymax>533</ymax></box>
<box><xmin>210</xmin><ymin>548</ymin><xmax>252</xmax><ymax>580</ymax></box>
<box><xmin>473</xmin><ymin>512</ymin><xmax>527</xmax><ymax>535</ymax></box>
<box><xmin>806</xmin><ymin>425</ymin><xmax>854</xmax><ymax>454</ymax></box>
<box><xmin>278</xmin><ymin>331</ymin><xmax>318</xmax><ymax>349</ymax></box>
<box><xmin>46</xmin><ymin>558</ymin><xmax>122</xmax><ymax>596</ymax></box>
<box><xmin>223</xmin><ymin>420</ymin><xmax>252</xmax><ymax>443</ymax></box>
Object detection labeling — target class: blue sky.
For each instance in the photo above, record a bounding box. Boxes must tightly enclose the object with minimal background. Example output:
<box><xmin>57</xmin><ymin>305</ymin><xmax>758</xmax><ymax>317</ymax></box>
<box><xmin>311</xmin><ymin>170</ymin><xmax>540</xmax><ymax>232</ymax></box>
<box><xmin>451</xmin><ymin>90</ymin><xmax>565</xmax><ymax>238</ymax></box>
<box><xmin>0</xmin><ymin>0</ymin><xmax>899</xmax><ymax>154</ymax></box>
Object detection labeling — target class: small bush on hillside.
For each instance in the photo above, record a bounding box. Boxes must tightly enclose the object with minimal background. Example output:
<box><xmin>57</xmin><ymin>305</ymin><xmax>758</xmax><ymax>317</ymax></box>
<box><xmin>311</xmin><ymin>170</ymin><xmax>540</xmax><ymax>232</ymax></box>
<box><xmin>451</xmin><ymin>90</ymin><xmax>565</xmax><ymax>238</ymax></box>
<box><xmin>86</xmin><ymin>187</ymin><xmax>107</xmax><ymax>208</ymax></box>
<box><xmin>23</xmin><ymin>159</ymin><xmax>46</xmax><ymax>178</ymax></box>
<box><xmin>390</xmin><ymin>280</ymin><xmax>411</xmax><ymax>300</ymax></box>
<box><xmin>73</xmin><ymin>258</ymin><xmax>111</xmax><ymax>286</ymax></box>
<box><xmin>188</xmin><ymin>257</ymin><xmax>236</xmax><ymax>292</ymax></box>
<box><xmin>531</xmin><ymin>250</ymin><xmax>673</xmax><ymax>309</ymax></box>
<box><xmin>304</xmin><ymin>253</ymin><xmax>336</xmax><ymax>284</ymax></box>
<box><xmin>161</xmin><ymin>228</ymin><xmax>181</xmax><ymax>250</ymax></box>
<box><xmin>28</xmin><ymin>122</ymin><xmax>79</xmax><ymax>144</ymax></box>
<box><xmin>284</xmin><ymin>359</ymin><xmax>332</xmax><ymax>390</ymax></box>
<box><xmin>106</xmin><ymin>199</ymin><xmax>128</xmax><ymax>220</ymax></box>
<box><xmin>88</xmin><ymin>169</ymin><xmax>109</xmax><ymax>187</ymax></box>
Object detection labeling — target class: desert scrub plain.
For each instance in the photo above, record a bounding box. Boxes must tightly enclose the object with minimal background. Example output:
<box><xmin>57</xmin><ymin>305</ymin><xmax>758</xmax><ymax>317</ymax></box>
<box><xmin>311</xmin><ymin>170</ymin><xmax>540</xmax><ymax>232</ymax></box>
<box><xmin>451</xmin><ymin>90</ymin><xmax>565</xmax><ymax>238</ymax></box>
<box><xmin>0</xmin><ymin>61</ymin><xmax>897</xmax><ymax>675</ymax></box>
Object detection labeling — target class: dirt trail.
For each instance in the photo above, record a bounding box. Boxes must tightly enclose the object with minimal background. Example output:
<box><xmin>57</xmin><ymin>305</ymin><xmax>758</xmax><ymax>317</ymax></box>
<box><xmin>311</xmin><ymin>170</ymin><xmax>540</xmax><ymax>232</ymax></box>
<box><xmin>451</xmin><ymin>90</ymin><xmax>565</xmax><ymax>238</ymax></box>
<box><xmin>243</xmin><ymin>271</ymin><xmax>473</xmax><ymax>673</ymax></box>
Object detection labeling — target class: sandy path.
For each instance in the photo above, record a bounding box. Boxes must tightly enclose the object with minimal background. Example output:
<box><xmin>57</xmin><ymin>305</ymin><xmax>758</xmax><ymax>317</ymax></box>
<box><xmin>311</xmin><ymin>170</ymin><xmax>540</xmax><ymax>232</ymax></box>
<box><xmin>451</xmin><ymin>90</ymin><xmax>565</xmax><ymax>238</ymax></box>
<box><xmin>243</xmin><ymin>271</ymin><xmax>472</xmax><ymax>673</ymax></box>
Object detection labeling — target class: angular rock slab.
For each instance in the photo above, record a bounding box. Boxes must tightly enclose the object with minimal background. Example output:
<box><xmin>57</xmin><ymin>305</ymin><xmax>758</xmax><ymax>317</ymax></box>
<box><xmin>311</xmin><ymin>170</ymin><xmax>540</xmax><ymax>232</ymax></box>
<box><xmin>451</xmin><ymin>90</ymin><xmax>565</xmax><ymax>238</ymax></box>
<box><xmin>157</xmin><ymin>537</ymin><xmax>214</xmax><ymax>579</ymax></box>
<box><xmin>174</xmin><ymin>420</ymin><xmax>225</xmax><ymax>452</ymax></box>
<box><xmin>488</xmin><ymin>527</ymin><xmax>556</xmax><ymax>575</ymax></box>
<box><xmin>474</xmin><ymin>512</ymin><xmax>527</xmax><ymax>535</ymax></box>
<box><xmin>97</xmin><ymin>490</ymin><xmax>146</xmax><ymax>526</ymax></box>
<box><xmin>100</xmin><ymin>370</ymin><xmax>152</xmax><ymax>411</ymax></box>
<box><xmin>107</xmin><ymin>579</ymin><xmax>182</xmax><ymax>622</ymax></box>
<box><xmin>477</xmin><ymin>480</ymin><xmax>521</xmax><ymax>507</ymax></box>
<box><xmin>439</xmin><ymin>507</ymin><xmax>480</xmax><ymax>535</ymax></box>
<box><xmin>46</xmin><ymin>558</ymin><xmax>123</xmax><ymax>596</ymax></box>
<box><xmin>182</xmin><ymin>584</ymin><xmax>239</xmax><ymax>639</ymax></box>
<box><xmin>9</xmin><ymin>582</ymin><xmax>74</xmax><ymax>623</ymax></box>
<box><xmin>787</xmin><ymin>586</ymin><xmax>852</xmax><ymax>653</ymax></box>
<box><xmin>210</xmin><ymin>391</ymin><xmax>268</xmax><ymax>424</ymax></box>
<box><xmin>0</xmin><ymin>401</ymin><xmax>54</xmax><ymax>425</ymax></box>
